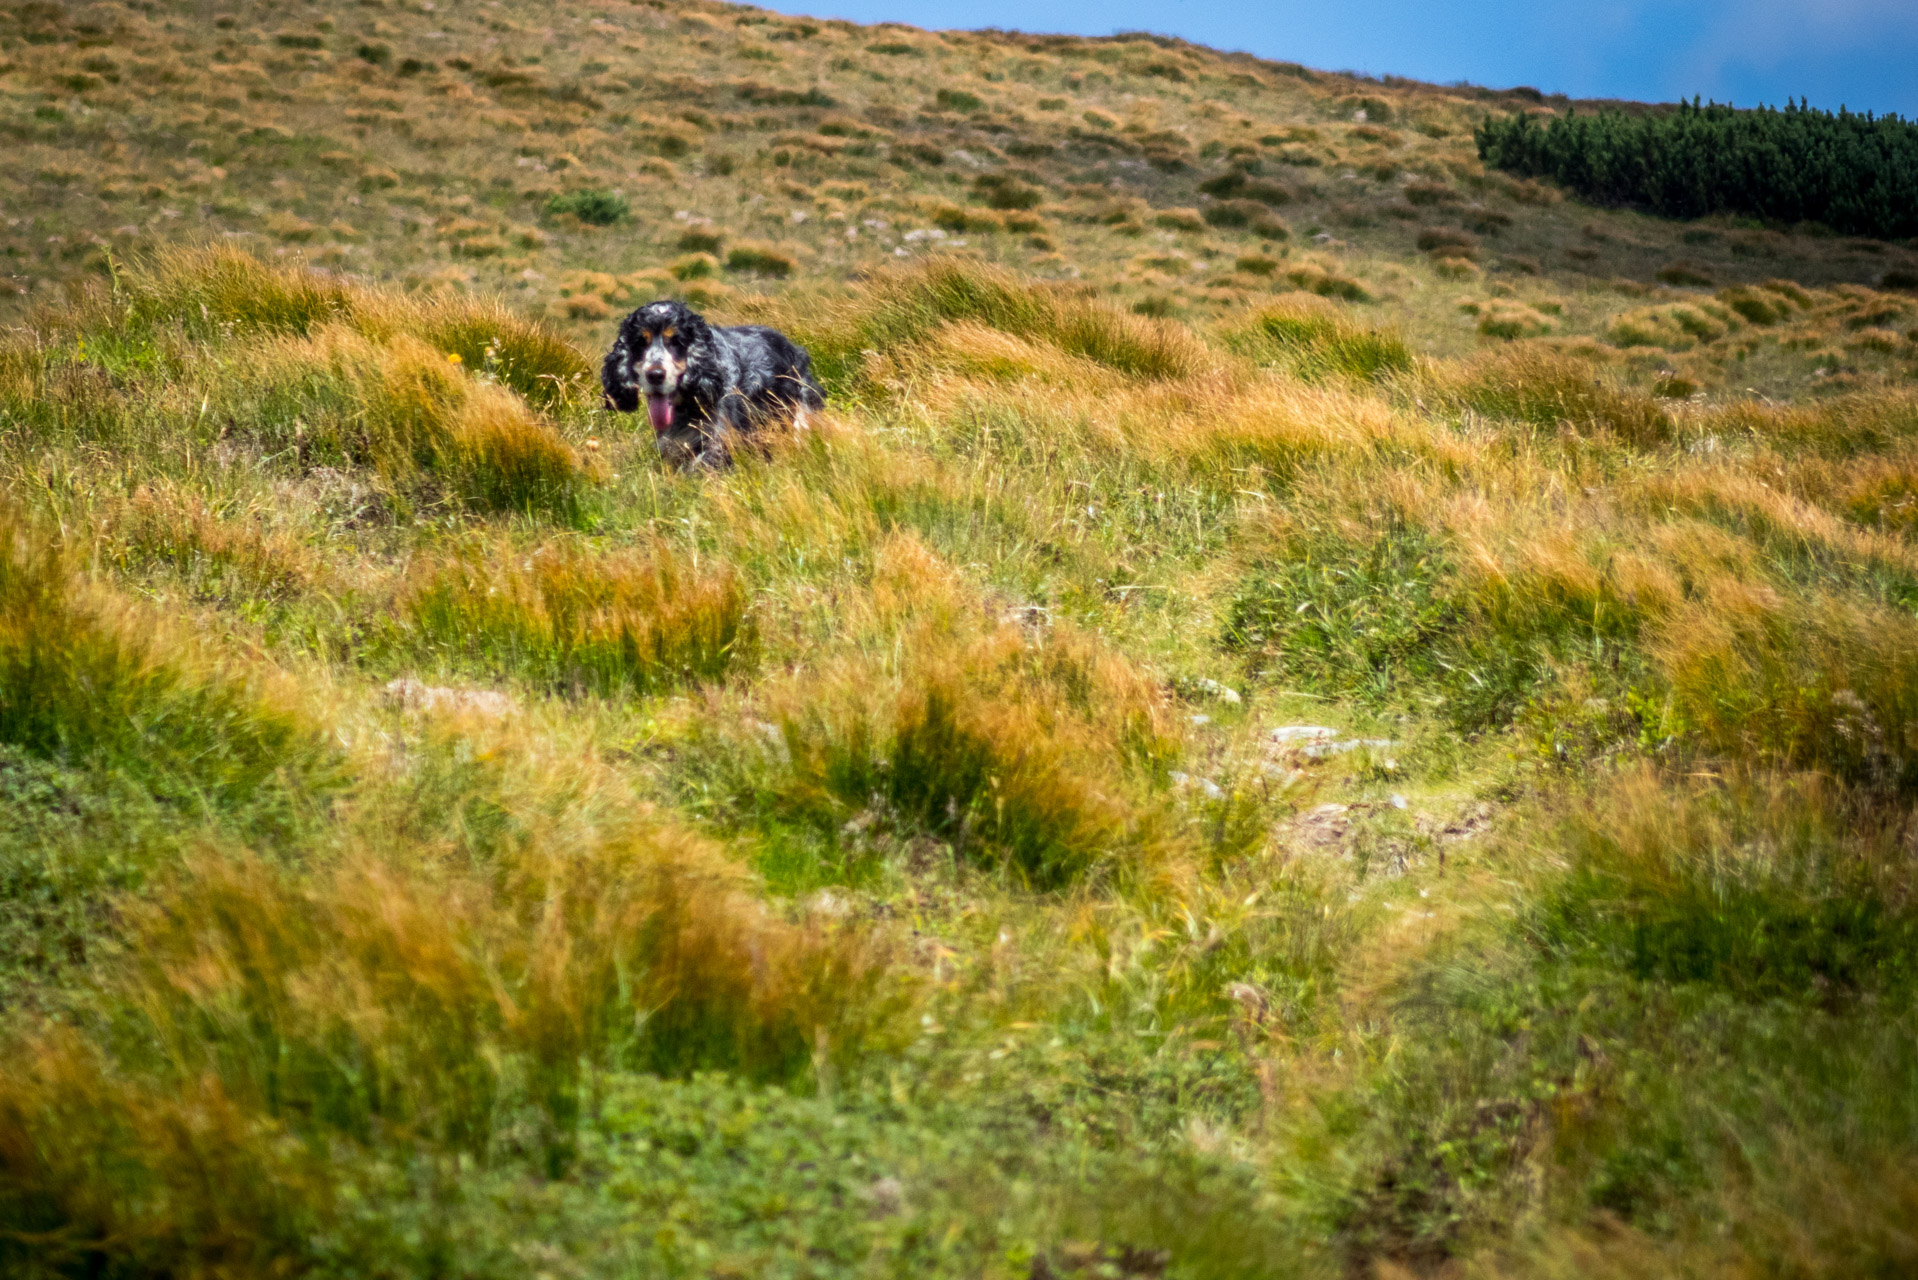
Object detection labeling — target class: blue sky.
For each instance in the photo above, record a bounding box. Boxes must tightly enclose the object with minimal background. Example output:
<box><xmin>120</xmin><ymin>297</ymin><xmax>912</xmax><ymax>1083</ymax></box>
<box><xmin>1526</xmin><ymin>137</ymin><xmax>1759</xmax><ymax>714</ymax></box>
<box><xmin>750</xmin><ymin>0</ymin><xmax>1918</xmax><ymax>117</ymax></box>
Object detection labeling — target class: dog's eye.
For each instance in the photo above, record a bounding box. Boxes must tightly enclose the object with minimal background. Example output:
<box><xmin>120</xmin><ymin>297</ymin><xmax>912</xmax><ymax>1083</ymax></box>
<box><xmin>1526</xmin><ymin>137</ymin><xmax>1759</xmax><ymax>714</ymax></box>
<box><xmin>662</xmin><ymin>326</ymin><xmax>676</xmax><ymax>342</ymax></box>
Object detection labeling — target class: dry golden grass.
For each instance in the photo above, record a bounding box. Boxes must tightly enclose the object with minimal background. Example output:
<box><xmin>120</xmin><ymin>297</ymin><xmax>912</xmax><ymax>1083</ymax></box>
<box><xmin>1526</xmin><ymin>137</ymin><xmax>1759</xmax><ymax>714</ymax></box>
<box><xmin>103</xmin><ymin>483</ymin><xmax>318</xmax><ymax>603</ymax></box>
<box><xmin>652</xmin><ymin>529</ymin><xmax>1186</xmax><ymax>889</ymax></box>
<box><xmin>1222</xmin><ymin>294</ymin><xmax>1414</xmax><ymax>382</ymax></box>
<box><xmin>0</xmin><ymin>514</ymin><xmax>335</xmax><ymax>818</ymax></box>
<box><xmin>1446</xmin><ymin>341</ymin><xmax>1673</xmax><ymax>446</ymax></box>
<box><xmin>0</xmin><ymin>822</ymin><xmax>901</xmax><ymax>1268</ymax></box>
<box><xmin>405</xmin><ymin>537</ymin><xmax>754</xmax><ymax>696</ymax></box>
<box><xmin>799</xmin><ymin>257</ymin><xmax>1217</xmax><ymax>386</ymax></box>
<box><xmin>245</xmin><ymin>324</ymin><xmax>590</xmax><ymax>514</ymax></box>
<box><xmin>761</xmin><ymin>620</ymin><xmax>1181</xmax><ymax>888</ymax></box>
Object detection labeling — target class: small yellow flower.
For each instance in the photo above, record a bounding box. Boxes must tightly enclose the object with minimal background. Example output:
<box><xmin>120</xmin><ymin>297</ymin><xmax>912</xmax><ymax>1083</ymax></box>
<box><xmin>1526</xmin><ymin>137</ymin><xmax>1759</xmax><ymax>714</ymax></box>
<box><xmin>446</xmin><ymin>352</ymin><xmax>463</xmax><ymax>364</ymax></box>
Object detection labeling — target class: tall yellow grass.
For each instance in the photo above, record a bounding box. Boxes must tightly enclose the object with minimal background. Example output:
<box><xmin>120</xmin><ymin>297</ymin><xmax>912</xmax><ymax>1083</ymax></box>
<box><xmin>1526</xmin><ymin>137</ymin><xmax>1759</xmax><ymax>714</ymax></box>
<box><xmin>718</xmin><ymin>534</ymin><xmax>1184</xmax><ymax>887</ymax></box>
<box><xmin>120</xmin><ymin>246</ymin><xmax>592</xmax><ymax>408</ymax></box>
<box><xmin>1446</xmin><ymin>342</ymin><xmax>1672</xmax><ymax>447</ymax></box>
<box><xmin>792</xmin><ymin>257</ymin><xmax>1216</xmax><ymax>389</ymax></box>
<box><xmin>405</xmin><ymin>538</ymin><xmax>755</xmax><ymax>695</ymax></box>
<box><xmin>0</xmin><ymin>822</ymin><xmax>902</xmax><ymax>1267</ymax></box>
<box><xmin>248</xmin><ymin>324</ymin><xmax>590</xmax><ymax>515</ymax></box>
<box><xmin>0</xmin><ymin>514</ymin><xmax>333</xmax><ymax>816</ymax></box>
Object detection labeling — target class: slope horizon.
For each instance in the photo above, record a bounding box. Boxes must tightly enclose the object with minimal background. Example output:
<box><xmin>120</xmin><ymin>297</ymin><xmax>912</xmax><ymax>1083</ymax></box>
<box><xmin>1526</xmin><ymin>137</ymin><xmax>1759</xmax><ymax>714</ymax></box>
<box><xmin>747</xmin><ymin>0</ymin><xmax>1918</xmax><ymax>119</ymax></box>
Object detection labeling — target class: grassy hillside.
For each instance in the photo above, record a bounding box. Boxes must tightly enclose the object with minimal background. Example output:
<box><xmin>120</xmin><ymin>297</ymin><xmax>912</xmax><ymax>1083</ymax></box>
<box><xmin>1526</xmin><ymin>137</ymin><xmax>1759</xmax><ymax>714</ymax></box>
<box><xmin>5</xmin><ymin>0</ymin><xmax>1918</xmax><ymax>394</ymax></box>
<box><xmin>1</xmin><ymin>3</ymin><xmax>1918</xmax><ymax>1279</ymax></box>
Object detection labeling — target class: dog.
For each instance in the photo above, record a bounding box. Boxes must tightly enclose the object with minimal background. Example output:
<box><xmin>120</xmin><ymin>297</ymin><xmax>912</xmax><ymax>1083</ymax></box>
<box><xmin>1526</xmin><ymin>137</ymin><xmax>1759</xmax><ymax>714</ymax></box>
<box><xmin>600</xmin><ymin>299</ymin><xmax>825</xmax><ymax>468</ymax></box>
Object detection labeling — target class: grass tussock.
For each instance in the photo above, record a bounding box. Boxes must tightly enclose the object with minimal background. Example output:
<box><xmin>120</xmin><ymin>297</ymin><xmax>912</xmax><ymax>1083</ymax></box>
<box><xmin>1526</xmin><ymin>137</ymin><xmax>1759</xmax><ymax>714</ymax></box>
<box><xmin>1</xmin><ymin>251</ymin><xmax>597</xmax><ymax>519</ymax></box>
<box><xmin>796</xmin><ymin>257</ymin><xmax>1215</xmax><ymax>388</ymax></box>
<box><xmin>1659</xmin><ymin>587</ymin><xmax>1918</xmax><ymax>792</ymax></box>
<box><xmin>0</xmin><ymin>825</ymin><xmax>900</xmax><ymax>1274</ymax></box>
<box><xmin>1543</xmin><ymin>766</ymin><xmax>1918</xmax><ymax>997</ymax></box>
<box><xmin>0</xmin><ymin>515</ymin><xmax>334</xmax><ymax>820</ymax></box>
<box><xmin>705</xmin><ymin>535</ymin><xmax>1183</xmax><ymax>889</ymax></box>
<box><xmin>1335</xmin><ymin>768</ymin><xmax>1918</xmax><ymax>1274</ymax></box>
<box><xmin>105</xmin><ymin>484</ymin><xmax>316</xmax><ymax>604</ymax></box>
<box><xmin>1706</xmin><ymin>389</ymin><xmax>1918</xmax><ymax>458</ymax></box>
<box><xmin>0</xmin><ymin>514</ymin><xmax>339</xmax><ymax>999</ymax></box>
<box><xmin>764</xmin><ymin>625</ymin><xmax>1178</xmax><ymax>888</ymax></box>
<box><xmin>406</xmin><ymin>538</ymin><xmax>755</xmax><ymax>696</ymax></box>
<box><xmin>249</xmin><ymin>324</ymin><xmax>591</xmax><ymax>516</ymax></box>
<box><xmin>1224</xmin><ymin>296</ymin><xmax>1414</xmax><ymax>382</ymax></box>
<box><xmin>1448</xmin><ymin>342</ymin><xmax>1672</xmax><ymax>446</ymax></box>
<box><xmin>115</xmin><ymin>246</ymin><xmax>592</xmax><ymax>409</ymax></box>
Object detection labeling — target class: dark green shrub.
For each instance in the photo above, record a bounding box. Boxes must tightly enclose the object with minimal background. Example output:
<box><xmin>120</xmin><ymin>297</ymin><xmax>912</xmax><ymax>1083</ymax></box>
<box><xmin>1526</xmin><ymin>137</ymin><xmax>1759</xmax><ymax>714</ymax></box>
<box><xmin>974</xmin><ymin>173</ymin><xmax>1043</xmax><ymax>210</ymax></box>
<box><xmin>545</xmin><ymin>189</ymin><xmax>629</xmax><ymax>226</ymax></box>
<box><xmin>1477</xmin><ymin>99</ymin><xmax>1918</xmax><ymax>241</ymax></box>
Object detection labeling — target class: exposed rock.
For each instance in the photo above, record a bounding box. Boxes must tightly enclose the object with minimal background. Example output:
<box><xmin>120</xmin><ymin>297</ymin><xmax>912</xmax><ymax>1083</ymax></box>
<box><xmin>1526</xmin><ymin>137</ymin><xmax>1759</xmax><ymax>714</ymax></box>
<box><xmin>382</xmin><ymin>678</ymin><xmax>514</xmax><ymax>718</ymax></box>
<box><xmin>1188</xmin><ymin>676</ymin><xmax>1241</xmax><ymax>704</ymax></box>
<box><xmin>1169</xmin><ymin>770</ymin><xmax>1225</xmax><ymax>800</ymax></box>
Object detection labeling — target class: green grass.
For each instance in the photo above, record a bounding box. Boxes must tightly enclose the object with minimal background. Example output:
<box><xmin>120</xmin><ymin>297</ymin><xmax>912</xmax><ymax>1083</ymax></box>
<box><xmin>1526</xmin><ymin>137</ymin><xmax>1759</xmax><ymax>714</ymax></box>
<box><xmin>404</xmin><ymin>538</ymin><xmax>755</xmax><ymax>695</ymax></box>
<box><xmin>1226</xmin><ymin>300</ymin><xmax>1414</xmax><ymax>382</ymax></box>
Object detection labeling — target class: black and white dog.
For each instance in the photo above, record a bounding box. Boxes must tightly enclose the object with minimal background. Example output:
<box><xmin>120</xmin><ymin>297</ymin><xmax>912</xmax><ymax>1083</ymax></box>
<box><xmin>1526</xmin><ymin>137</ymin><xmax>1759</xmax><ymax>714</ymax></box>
<box><xmin>601</xmin><ymin>300</ymin><xmax>825</xmax><ymax>468</ymax></box>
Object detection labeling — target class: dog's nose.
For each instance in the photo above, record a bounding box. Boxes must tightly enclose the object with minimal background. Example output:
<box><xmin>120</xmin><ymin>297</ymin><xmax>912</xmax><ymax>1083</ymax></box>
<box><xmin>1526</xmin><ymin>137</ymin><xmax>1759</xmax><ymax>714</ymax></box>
<box><xmin>643</xmin><ymin>367</ymin><xmax>666</xmax><ymax>387</ymax></box>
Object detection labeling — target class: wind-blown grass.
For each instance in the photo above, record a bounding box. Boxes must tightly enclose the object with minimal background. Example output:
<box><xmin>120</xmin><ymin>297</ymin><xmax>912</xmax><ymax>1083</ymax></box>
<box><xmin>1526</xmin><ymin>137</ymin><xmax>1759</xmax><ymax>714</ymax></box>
<box><xmin>0</xmin><ymin>823</ymin><xmax>901</xmax><ymax>1275</ymax></box>
<box><xmin>1224</xmin><ymin>297</ymin><xmax>1414</xmax><ymax>382</ymax></box>
<box><xmin>405</xmin><ymin>538</ymin><xmax>754</xmax><ymax>695</ymax></box>
<box><xmin>796</xmin><ymin>258</ymin><xmax>1215</xmax><ymax>390</ymax></box>
<box><xmin>113</xmin><ymin>246</ymin><xmax>593</xmax><ymax>409</ymax></box>
<box><xmin>0</xmin><ymin>516</ymin><xmax>334</xmax><ymax>822</ymax></box>
<box><xmin>0</xmin><ymin>231</ymin><xmax>1916</xmax><ymax>1279</ymax></box>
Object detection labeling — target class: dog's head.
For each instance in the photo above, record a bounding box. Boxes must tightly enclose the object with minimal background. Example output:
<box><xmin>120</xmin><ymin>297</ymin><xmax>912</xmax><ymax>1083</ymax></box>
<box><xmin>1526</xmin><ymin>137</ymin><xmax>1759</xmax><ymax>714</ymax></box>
<box><xmin>601</xmin><ymin>300</ymin><xmax>713</xmax><ymax>434</ymax></box>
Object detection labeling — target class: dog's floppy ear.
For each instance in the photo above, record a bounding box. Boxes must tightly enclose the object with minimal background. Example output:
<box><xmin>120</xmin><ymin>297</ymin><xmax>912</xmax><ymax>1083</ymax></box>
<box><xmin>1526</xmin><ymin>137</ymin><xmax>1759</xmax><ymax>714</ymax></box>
<box><xmin>678</xmin><ymin>305</ymin><xmax>714</xmax><ymax>351</ymax></box>
<box><xmin>600</xmin><ymin>318</ymin><xmax>640</xmax><ymax>413</ymax></box>
<box><xmin>678</xmin><ymin>308</ymin><xmax>725</xmax><ymax>409</ymax></box>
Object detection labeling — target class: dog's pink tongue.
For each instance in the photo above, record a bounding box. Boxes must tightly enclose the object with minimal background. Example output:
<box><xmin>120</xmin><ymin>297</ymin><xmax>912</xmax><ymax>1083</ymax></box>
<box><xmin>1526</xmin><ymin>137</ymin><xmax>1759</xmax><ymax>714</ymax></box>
<box><xmin>646</xmin><ymin>395</ymin><xmax>674</xmax><ymax>434</ymax></box>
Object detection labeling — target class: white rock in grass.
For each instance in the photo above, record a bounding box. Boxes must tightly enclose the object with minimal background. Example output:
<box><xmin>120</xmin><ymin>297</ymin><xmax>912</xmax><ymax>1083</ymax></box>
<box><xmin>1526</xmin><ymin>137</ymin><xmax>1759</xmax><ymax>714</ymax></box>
<box><xmin>1170</xmin><ymin>771</ymin><xmax>1225</xmax><ymax>800</ymax></box>
<box><xmin>864</xmin><ymin>1176</ymin><xmax>905</xmax><ymax>1216</ymax></box>
<box><xmin>1189</xmin><ymin>677</ymin><xmax>1242</xmax><ymax>704</ymax></box>
<box><xmin>749</xmin><ymin>719</ymin><xmax>791</xmax><ymax>765</ymax></box>
<box><xmin>382</xmin><ymin>678</ymin><xmax>514</xmax><ymax>718</ymax></box>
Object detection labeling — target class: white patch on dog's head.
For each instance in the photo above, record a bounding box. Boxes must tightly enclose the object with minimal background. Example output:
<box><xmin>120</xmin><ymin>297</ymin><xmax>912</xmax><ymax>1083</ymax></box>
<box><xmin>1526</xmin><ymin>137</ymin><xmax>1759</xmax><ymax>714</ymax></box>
<box><xmin>637</xmin><ymin>332</ymin><xmax>687</xmax><ymax>398</ymax></box>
